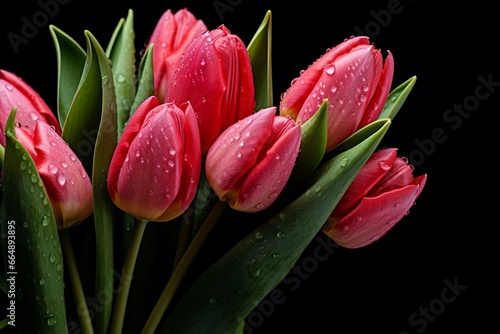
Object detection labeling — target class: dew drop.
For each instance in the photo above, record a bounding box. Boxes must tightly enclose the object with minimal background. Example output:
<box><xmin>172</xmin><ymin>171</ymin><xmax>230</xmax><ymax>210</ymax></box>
<box><xmin>255</xmin><ymin>232</ymin><xmax>264</xmax><ymax>240</ymax></box>
<box><xmin>48</xmin><ymin>164</ymin><xmax>58</xmax><ymax>174</ymax></box>
<box><xmin>57</xmin><ymin>174</ymin><xmax>66</xmax><ymax>186</ymax></box>
<box><xmin>39</xmin><ymin>278</ymin><xmax>46</xmax><ymax>285</ymax></box>
<box><xmin>116</xmin><ymin>74</ymin><xmax>125</xmax><ymax>83</ymax></box>
<box><xmin>209</xmin><ymin>298</ymin><xmax>216</xmax><ymax>304</ymax></box>
<box><xmin>41</xmin><ymin>215</ymin><xmax>49</xmax><ymax>227</ymax></box>
<box><xmin>49</xmin><ymin>253</ymin><xmax>56</xmax><ymax>264</ymax></box>
<box><xmin>46</xmin><ymin>315</ymin><xmax>57</xmax><ymax>326</ymax></box>
<box><xmin>276</xmin><ymin>232</ymin><xmax>285</xmax><ymax>239</ymax></box>
<box><xmin>325</xmin><ymin>64</ymin><xmax>336</xmax><ymax>75</ymax></box>
<box><xmin>340</xmin><ymin>158</ymin><xmax>349</xmax><ymax>167</ymax></box>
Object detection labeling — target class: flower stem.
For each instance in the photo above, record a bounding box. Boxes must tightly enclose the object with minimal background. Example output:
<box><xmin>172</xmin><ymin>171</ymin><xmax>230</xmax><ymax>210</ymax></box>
<box><xmin>109</xmin><ymin>218</ymin><xmax>148</xmax><ymax>334</ymax></box>
<box><xmin>141</xmin><ymin>201</ymin><xmax>227</xmax><ymax>334</ymax></box>
<box><xmin>60</xmin><ymin>228</ymin><xmax>94</xmax><ymax>334</ymax></box>
<box><xmin>172</xmin><ymin>219</ymin><xmax>192</xmax><ymax>271</ymax></box>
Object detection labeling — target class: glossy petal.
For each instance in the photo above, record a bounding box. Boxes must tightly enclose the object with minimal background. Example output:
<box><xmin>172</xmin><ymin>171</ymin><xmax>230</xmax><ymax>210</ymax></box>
<box><xmin>108</xmin><ymin>96</ymin><xmax>201</xmax><ymax>221</ymax></box>
<box><xmin>325</xmin><ymin>179</ymin><xmax>425</xmax><ymax>248</ymax></box>
<box><xmin>205</xmin><ymin>107</ymin><xmax>274</xmax><ymax>196</ymax></box>
<box><xmin>322</xmin><ymin>148</ymin><xmax>427</xmax><ymax>248</ymax></box>
<box><xmin>236</xmin><ymin>115</ymin><xmax>301</xmax><ymax>212</ymax></box>
<box><xmin>279</xmin><ymin>36</ymin><xmax>370</xmax><ymax>120</ymax></box>
<box><xmin>149</xmin><ymin>8</ymin><xmax>207</xmax><ymax>102</ymax></box>
<box><xmin>279</xmin><ymin>36</ymin><xmax>393</xmax><ymax>152</ymax></box>
<box><xmin>331</xmin><ymin>147</ymin><xmax>397</xmax><ymax>218</ymax></box>
<box><xmin>0</xmin><ymin>69</ymin><xmax>61</xmax><ymax>146</ymax></box>
<box><xmin>16</xmin><ymin>121</ymin><xmax>92</xmax><ymax>228</ymax></box>
<box><xmin>166</xmin><ymin>25</ymin><xmax>255</xmax><ymax>154</ymax></box>
<box><xmin>205</xmin><ymin>107</ymin><xmax>301</xmax><ymax>212</ymax></box>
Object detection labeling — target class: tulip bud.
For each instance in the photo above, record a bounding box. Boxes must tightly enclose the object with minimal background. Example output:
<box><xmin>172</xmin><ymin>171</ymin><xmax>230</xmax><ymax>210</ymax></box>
<box><xmin>15</xmin><ymin>121</ymin><xmax>92</xmax><ymax>229</ymax></box>
<box><xmin>107</xmin><ymin>96</ymin><xmax>201</xmax><ymax>222</ymax></box>
<box><xmin>148</xmin><ymin>8</ymin><xmax>207</xmax><ymax>103</ymax></box>
<box><xmin>322</xmin><ymin>148</ymin><xmax>427</xmax><ymax>248</ymax></box>
<box><xmin>279</xmin><ymin>36</ymin><xmax>394</xmax><ymax>152</ymax></box>
<box><xmin>166</xmin><ymin>24</ymin><xmax>256</xmax><ymax>155</ymax></box>
<box><xmin>1</xmin><ymin>69</ymin><xmax>62</xmax><ymax>147</ymax></box>
<box><xmin>205</xmin><ymin>107</ymin><xmax>301</xmax><ymax>213</ymax></box>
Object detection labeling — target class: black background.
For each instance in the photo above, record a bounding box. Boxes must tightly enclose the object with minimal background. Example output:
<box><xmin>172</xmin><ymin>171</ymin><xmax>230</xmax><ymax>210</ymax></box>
<box><xmin>1</xmin><ymin>0</ymin><xmax>498</xmax><ymax>333</ymax></box>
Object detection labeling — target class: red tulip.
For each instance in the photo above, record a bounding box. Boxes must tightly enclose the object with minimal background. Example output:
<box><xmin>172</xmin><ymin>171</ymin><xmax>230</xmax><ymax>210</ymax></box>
<box><xmin>107</xmin><ymin>96</ymin><xmax>201</xmax><ymax>222</ymax></box>
<box><xmin>15</xmin><ymin>121</ymin><xmax>92</xmax><ymax>229</ymax></box>
<box><xmin>1</xmin><ymin>69</ymin><xmax>61</xmax><ymax>147</ymax></box>
<box><xmin>148</xmin><ymin>8</ymin><xmax>207</xmax><ymax>103</ymax></box>
<box><xmin>166</xmin><ymin>24</ymin><xmax>255</xmax><ymax>155</ymax></box>
<box><xmin>322</xmin><ymin>148</ymin><xmax>427</xmax><ymax>248</ymax></box>
<box><xmin>279</xmin><ymin>36</ymin><xmax>394</xmax><ymax>152</ymax></box>
<box><xmin>205</xmin><ymin>107</ymin><xmax>301</xmax><ymax>213</ymax></box>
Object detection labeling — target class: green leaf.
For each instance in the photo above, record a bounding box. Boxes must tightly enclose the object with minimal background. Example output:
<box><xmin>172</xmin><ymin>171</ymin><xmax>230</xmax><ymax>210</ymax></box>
<box><xmin>247</xmin><ymin>10</ymin><xmax>273</xmax><ymax>110</ymax></box>
<box><xmin>49</xmin><ymin>25</ymin><xmax>87</xmax><ymax>128</ymax></box>
<box><xmin>378</xmin><ymin>75</ymin><xmax>417</xmax><ymax>121</ymax></box>
<box><xmin>106</xmin><ymin>9</ymin><xmax>137</xmax><ymax>137</ymax></box>
<box><xmin>85</xmin><ymin>30</ymin><xmax>119</xmax><ymax>334</ymax></box>
<box><xmin>290</xmin><ymin>98</ymin><xmax>328</xmax><ymax>183</ymax></box>
<box><xmin>159</xmin><ymin>118</ymin><xmax>391</xmax><ymax>333</ymax></box>
<box><xmin>60</xmin><ymin>31</ymin><xmax>102</xmax><ymax>177</ymax></box>
<box><xmin>129</xmin><ymin>43</ymin><xmax>155</xmax><ymax>118</ymax></box>
<box><xmin>0</xmin><ymin>108</ymin><xmax>68</xmax><ymax>334</ymax></box>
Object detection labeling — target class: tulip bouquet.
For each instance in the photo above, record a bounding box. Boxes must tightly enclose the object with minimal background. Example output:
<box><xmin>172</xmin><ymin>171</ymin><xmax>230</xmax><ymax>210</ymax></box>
<box><xmin>0</xmin><ymin>6</ymin><xmax>426</xmax><ymax>334</ymax></box>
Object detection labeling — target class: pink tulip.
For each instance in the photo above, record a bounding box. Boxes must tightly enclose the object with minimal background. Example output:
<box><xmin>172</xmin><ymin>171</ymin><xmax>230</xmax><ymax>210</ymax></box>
<box><xmin>148</xmin><ymin>8</ymin><xmax>207</xmax><ymax>103</ymax></box>
<box><xmin>15</xmin><ymin>121</ymin><xmax>92</xmax><ymax>229</ymax></box>
<box><xmin>107</xmin><ymin>96</ymin><xmax>201</xmax><ymax>222</ymax></box>
<box><xmin>205</xmin><ymin>107</ymin><xmax>301</xmax><ymax>213</ymax></box>
<box><xmin>1</xmin><ymin>69</ymin><xmax>62</xmax><ymax>147</ymax></box>
<box><xmin>279</xmin><ymin>36</ymin><xmax>394</xmax><ymax>152</ymax></box>
<box><xmin>322</xmin><ymin>148</ymin><xmax>427</xmax><ymax>248</ymax></box>
<box><xmin>166</xmin><ymin>24</ymin><xmax>255</xmax><ymax>155</ymax></box>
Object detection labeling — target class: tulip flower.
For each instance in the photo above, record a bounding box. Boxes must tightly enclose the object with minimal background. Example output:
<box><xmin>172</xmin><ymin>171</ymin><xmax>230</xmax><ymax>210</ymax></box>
<box><xmin>1</xmin><ymin>69</ymin><xmax>61</xmax><ymax>147</ymax></box>
<box><xmin>15</xmin><ymin>120</ymin><xmax>92</xmax><ymax>229</ymax></box>
<box><xmin>322</xmin><ymin>148</ymin><xmax>427</xmax><ymax>248</ymax></box>
<box><xmin>166</xmin><ymin>24</ymin><xmax>255</xmax><ymax>155</ymax></box>
<box><xmin>279</xmin><ymin>36</ymin><xmax>394</xmax><ymax>152</ymax></box>
<box><xmin>148</xmin><ymin>8</ymin><xmax>207</xmax><ymax>103</ymax></box>
<box><xmin>205</xmin><ymin>107</ymin><xmax>301</xmax><ymax>213</ymax></box>
<box><xmin>107</xmin><ymin>96</ymin><xmax>201</xmax><ymax>222</ymax></box>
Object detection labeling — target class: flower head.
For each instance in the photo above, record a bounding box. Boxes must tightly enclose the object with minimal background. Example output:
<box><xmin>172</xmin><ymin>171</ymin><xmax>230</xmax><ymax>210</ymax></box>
<box><xmin>15</xmin><ymin>121</ymin><xmax>92</xmax><ymax>229</ymax></box>
<box><xmin>148</xmin><ymin>8</ymin><xmax>207</xmax><ymax>102</ymax></box>
<box><xmin>1</xmin><ymin>69</ymin><xmax>61</xmax><ymax>147</ymax></box>
<box><xmin>205</xmin><ymin>107</ymin><xmax>301</xmax><ymax>212</ymax></box>
<box><xmin>166</xmin><ymin>24</ymin><xmax>256</xmax><ymax>155</ymax></box>
<box><xmin>107</xmin><ymin>96</ymin><xmax>201</xmax><ymax>221</ymax></box>
<box><xmin>322</xmin><ymin>148</ymin><xmax>427</xmax><ymax>248</ymax></box>
<box><xmin>279</xmin><ymin>36</ymin><xmax>394</xmax><ymax>152</ymax></box>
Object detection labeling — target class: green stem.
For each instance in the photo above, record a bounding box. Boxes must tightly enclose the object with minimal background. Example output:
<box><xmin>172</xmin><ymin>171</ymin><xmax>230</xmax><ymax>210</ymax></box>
<box><xmin>60</xmin><ymin>228</ymin><xmax>94</xmax><ymax>334</ymax></box>
<box><xmin>172</xmin><ymin>219</ymin><xmax>192</xmax><ymax>271</ymax></box>
<box><xmin>109</xmin><ymin>218</ymin><xmax>148</xmax><ymax>334</ymax></box>
<box><xmin>141</xmin><ymin>201</ymin><xmax>227</xmax><ymax>334</ymax></box>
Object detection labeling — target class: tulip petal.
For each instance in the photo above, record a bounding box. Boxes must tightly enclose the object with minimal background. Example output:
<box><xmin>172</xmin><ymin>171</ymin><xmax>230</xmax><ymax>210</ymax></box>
<box><xmin>205</xmin><ymin>107</ymin><xmax>275</xmax><ymax>198</ymax></box>
<box><xmin>108</xmin><ymin>96</ymin><xmax>160</xmax><ymax>202</ymax></box>
<box><xmin>31</xmin><ymin>121</ymin><xmax>92</xmax><ymax>227</ymax></box>
<box><xmin>279</xmin><ymin>36</ymin><xmax>370</xmax><ymax>120</ymax></box>
<box><xmin>0</xmin><ymin>70</ymin><xmax>61</xmax><ymax>146</ymax></box>
<box><xmin>115</xmin><ymin>104</ymin><xmax>185</xmax><ymax>220</ymax></box>
<box><xmin>359</xmin><ymin>50</ymin><xmax>395</xmax><ymax>128</ymax></box>
<box><xmin>325</xmin><ymin>182</ymin><xmax>424</xmax><ymax>248</ymax></box>
<box><xmin>331</xmin><ymin>148</ymin><xmax>397</xmax><ymax>218</ymax></box>
<box><xmin>298</xmin><ymin>44</ymin><xmax>383</xmax><ymax>150</ymax></box>
<box><xmin>150</xmin><ymin>8</ymin><xmax>207</xmax><ymax>102</ymax></box>
<box><xmin>155</xmin><ymin>101</ymin><xmax>201</xmax><ymax>221</ymax></box>
<box><xmin>236</xmin><ymin>116</ymin><xmax>301</xmax><ymax>212</ymax></box>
